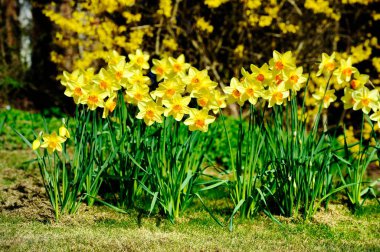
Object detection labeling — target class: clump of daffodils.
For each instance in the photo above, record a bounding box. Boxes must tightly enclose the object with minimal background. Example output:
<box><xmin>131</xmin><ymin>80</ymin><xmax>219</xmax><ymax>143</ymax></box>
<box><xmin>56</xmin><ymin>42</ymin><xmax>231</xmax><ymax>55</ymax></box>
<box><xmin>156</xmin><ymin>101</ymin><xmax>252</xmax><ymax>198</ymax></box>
<box><xmin>223</xmin><ymin>50</ymin><xmax>307</xmax><ymax>108</ymax></box>
<box><xmin>61</xmin><ymin>50</ymin><xmax>226</xmax><ymax>133</ymax></box>
<box><xmin>222</xmin><ymin>50</ymin><xmax>380</xmax><ymax>129</ymax></box>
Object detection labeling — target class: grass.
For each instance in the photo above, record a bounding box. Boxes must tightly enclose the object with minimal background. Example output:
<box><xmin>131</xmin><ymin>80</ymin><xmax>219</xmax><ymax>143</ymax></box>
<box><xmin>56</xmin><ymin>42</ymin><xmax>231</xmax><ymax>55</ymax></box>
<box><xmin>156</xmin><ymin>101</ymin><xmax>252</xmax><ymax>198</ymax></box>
<box><xmin>1</xmin><ymin>150</ymin><xmax>379</xmax><ymax>251</ymax></box>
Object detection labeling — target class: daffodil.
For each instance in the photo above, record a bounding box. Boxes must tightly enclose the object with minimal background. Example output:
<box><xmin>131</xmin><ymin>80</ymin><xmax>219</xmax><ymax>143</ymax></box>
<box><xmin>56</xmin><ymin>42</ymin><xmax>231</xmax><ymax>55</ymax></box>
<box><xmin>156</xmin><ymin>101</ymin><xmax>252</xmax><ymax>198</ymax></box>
<box><xmin>349</xmin><ymin>72</ymin><xmax>369</xmax><ymax>90</ymax></box>
<box><xmin>212</xmin><ymin>90</ymin><xmax>227</xmax><ymax>113</ymax></box>
<box><xmin>162</xmin><ymin>95</ymin><xmax>191</xmax><ymax>121</ymax></box>
<box><xmin>241</xmin><ymin>79</ymin><xmax>263</xmax><ymax>105</ymax></box>
<box><xmin>312</xmin><ymin>87</ymin><xmax>337</xmax><ymax>109</ymax></box>
<box><xmin>370</xmin><ymin>110</ymin><xmax>380</xmax><ymax>128</ymax></box>
<box><xmin>263</xmin><ymin>83</ymin><xmax>290</xmax><ymax>107</ymax></box>
<box><xmin>102</xmin><ymin>93</ymin><xmax>117</xmax><ymax>118</ymax></box>
<box><xmin>152</xmin><ymin>58</ymin><xmax>170</xmax><ymax>81</ymax></box>
<box><xmin>334</xmin><ymin>57</ymin><xmax>358</xmax><ymax>85</ymax></box>
<box><xmin>284</xmin><ymin>66</ymin><xmax>307</xmax><ymax>93</ymax></box>
<box><xmin>250</xmin><ymin>63</ymin><xmax>272</xmax><ymax>87</ymax></box>
<box><xmin>184</xmin><ymin>67</ymin><xmax>216</xmax><ymax>97</ymax></box>
<box><xmin>93</xmin><ymin>68</ymin><xmax>121</xmax><ymax>96</ymax></box>
<box><xmin>126</xmin><ymin>70</ymin><xmax>151</xmax><ymax>88</ymax></box>
<box><xmin>59</xmin><ymin>123</ymin><xmax>70</xmax><ymax>139</ymax></box>
<box><xmin>168</xmin><ymin>54</ymin><xmax>190</xmax><ymax>76</ymax></box>
<box><xmin>32</xmin><ymin>131</ymin><xmax>43</xmax><ymax>150</ymax></box>
<box><xmin>63</xmin><ymin>73</ymin><xmax>89</xmax><ymax>104</ymax></box>
<box><xmin>108</xmin><ymin>58</ymin><xmax>133</xmax><ymax>86</ymax></box>
<box><xmin>195</xmin><ymin>89</ymin><xmax>218</xmax><ymax>110</ymax></box>
<box><xmin>151</xmin><ymin>78</ymin><xmax>186</xmax><ymax>100</ymax></box>
<box><xmin>341</xmin><ymin>87</ymin><xmax>355</xmax><ymax>110</ymax></box>
<box><xmin>223</xmin><ymin>77</ymin><xmax>245</xmax><ymax>106</ymax></box>
<box><xmin>184</xmin><ymin>108</ymin><xmax>215</xmax><ymax>132</ymax></box>
<box><xmin>316</xmin><ymin>52</ymin><xmax>336</xmax><ymax>76</ymax></box>
<box><xmin>40</xmin><ymin>132</ymin><xmax>66</xmax><ymax>154</ymax></box>
<box><xmin>352</xmin><ymin>87</ymin><xmax>379</xmax><ymax>114</ymax></box>
<box><xmin>269</xmin><ymin>50</ymin><xmax>296</xmax><ymax>72</ymax></box>
<box><xmin>136</xmin><ymin>101</ymin><xmax>165</xmax><ymax>126</ymax></box>
<box><xmin>125</xmin><ymin>84</ymin><xmax>151</xmax><ymax>105</ymax></box>
<box><xmin>106</xmin><ymin>50</ymin><xmax>126</xmax><ymax>67</ymax></box>
<box><xmin>128</xmin><ymin>49</ymin><xmax>150</xmax><ymax>70</ymax></box>
<box><xmin>84</xmin><ymin>88</ymin><xmax>108</xmax><ymax>110</ymax></box>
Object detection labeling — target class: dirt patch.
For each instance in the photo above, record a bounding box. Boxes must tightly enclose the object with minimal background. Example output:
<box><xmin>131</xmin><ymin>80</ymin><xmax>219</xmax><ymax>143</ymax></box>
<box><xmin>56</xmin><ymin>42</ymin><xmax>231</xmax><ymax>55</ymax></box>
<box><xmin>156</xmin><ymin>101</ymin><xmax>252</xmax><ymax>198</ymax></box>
<box><xmin>0</xmin><ymin>166</ymin><xmax>54</xmax><ymax>222</ymax></box>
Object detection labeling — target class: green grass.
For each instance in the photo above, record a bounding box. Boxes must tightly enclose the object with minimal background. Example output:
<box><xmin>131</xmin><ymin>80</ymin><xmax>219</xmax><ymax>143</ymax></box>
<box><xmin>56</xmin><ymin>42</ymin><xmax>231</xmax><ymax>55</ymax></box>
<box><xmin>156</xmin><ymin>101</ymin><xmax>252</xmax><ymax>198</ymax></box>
<box><xmin>0</xmin><ymin>204</ymin><xmax>379</xmax><ymax>251</ymax></box>
<box><xmin>0</xmin><ymin>150</ymin><xmax>379</xmax><ymax>251</ymax></box>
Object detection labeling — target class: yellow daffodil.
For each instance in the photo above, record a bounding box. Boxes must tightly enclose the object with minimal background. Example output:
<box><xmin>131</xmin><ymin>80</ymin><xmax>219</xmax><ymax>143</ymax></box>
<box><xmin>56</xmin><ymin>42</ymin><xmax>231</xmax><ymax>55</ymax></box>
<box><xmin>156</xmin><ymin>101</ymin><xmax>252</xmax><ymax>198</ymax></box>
<box><xmin>269</xmin><ymin>50</ymin><xmax>296</xmax><ymax>72</ymax></box>
<box><xmin>32</xmin><ymin>131</ymin><xmax>43</xmax><ymax>151</ymax></box>
<box><xmin>63</xmin><ymin>73</ymin><xmax>89</xmax><ymax>104</ymax></box>
<box><xmin>184</xmin><ymin>108</ymin><xmax>215</xmax><ymax>132</ymax></box>
<box><xmin>312</xmin><ymin>87</ymin><xmax>337</xmax><ymax>109</ymax></box>
<box><xmin>223</xmin><ymin>77</ymin><xmax>245</xmax><ymax>106</ymax></box>
<box><xmin>102</xmin><ymin>93</ymin><xmax>117</xmax><ymax>118</ymax></box>
<box><xmin>126</xmin><ymin>70</ymin><xmax>151</xmax><ymax>89</ymax></box>
<box><xmin>128</xmin><ymin>49</ymin><xmax>150</xmax><ymax>70</ymax></box>
<box><xmin>370</xmin><ymin>110</ymin><xmax>380</xmax><ymax>128</ymax></box>
<box><xmin>334</xmin><ymin>57</ymin><xmax>358</xmax><ymax>85</ymax></box>
<box><xmin>316</xmin><ymin>52</ymin><xmax>336</xmax><ymax>76</ymax></box>
<box><xmin>352</xmin><ymin>87</ymin><xmax>380</xmax><ymax>114</ymax></box>
<box><xmin>93</xmin><ymin>68</ymin><xmax>121</xmax><ymax>96</ymax></box>
<box><xmin>195</xmin><ymin>89</ymin><xmax>218</xmax><ymax>110</ymax></box>
<box><xmin>61</xmin><ymin>69</ymin><xmax>82</xmax><ymax>87</ymax></box>
<box><xmin>168</xmin><ymin>54</ymin><xmax>190</xmax><ymax>76</ymax></box>
<box><xmin>106</xmin><ymin>50</ymin><xmax>126</xmax><ymax>67</ymax></box>
<box><xmin>241</xmin><ymin>79</ymin><xmax>263</xmax><ymax>105</ymax></box>
<box><xmin>250</xmin><ymin>63</ymin><xmax>272</xmax><ymax>87</ymax></box>
<box><xmin>151</xmin><ymin>78</ymin><xmax>186</xmax><ymax>100</ymax></box>
<box><xmin>125</xmin><ymin>84</ymin><xmax>151</xmax><ymax>105</ymax></box>
<box><xmin>185</xmin><ymin>67</ymin><xmax>216</xmax><ymax>97</ymax></box>
<box><xmin>59</xmin><ymin>125</ymin><xmax>70</xmax><ymax>139</ymax></box>
<box><xmin>341</xmin><ymin>87</ymin><xmax>355</xmax><ymax>110</ymax></box>
<box><xmin>212</xmin><ymin>90</ymin><xmax>227</xmax><ymax>114</ymax></box>
<box><xmin>108</xmin><ymin>58</ymin><xmax>133</xmax><ymax>86</ymax></box>
<box><xmin>136</xmin><ymin>100</ymin><xmax>165</xmax><ymax>126</ymax></box>
<box><xmin>162</xmin><ymin>94</ymin><xmax>191</xmax><ymax>121</ymax></box>
<box><xmin>263</xmin><ymin>83</ymin><xmax>290</xmax><ymax>107</ymax></box>
<box><xmin>349</xmin><ymin>72</ymin><xmax>369</xmax><ymax>90</ymax></box>
<box><xmin>84</xmin><ymin>88</ymin><xmax>108</xmax><ymax>110</ymax></box>
<box><xmin>40</xmin><ymin>132</ymin><xmax>66</xmax><ymax>154</ymax></box>
<box><xmin>284</xmin><ymin>66</ymin><xmax>307</xmax><ymax>93</ymax></box>
<box><xmin>152</xmin><ymin>58</ymin><xmax>170</xmax><ymax>81</ymax></box>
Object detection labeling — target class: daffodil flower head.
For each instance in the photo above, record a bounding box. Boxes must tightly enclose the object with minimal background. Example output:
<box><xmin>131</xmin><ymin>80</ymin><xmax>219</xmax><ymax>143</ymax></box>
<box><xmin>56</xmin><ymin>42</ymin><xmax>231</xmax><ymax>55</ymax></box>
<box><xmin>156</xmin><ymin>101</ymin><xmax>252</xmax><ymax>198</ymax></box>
<box><xmin>184</xmin><ymin>108</ymin><xmax>215</xmax><ymax>132</ymax></box>
<box><xmin>250</xmin><ymin>63</ymin><xmax>272</xmax><ymax>87</ymax></box>
<box><xmin>102</xmin><ymin>93</ymin><xmax>118</xmax><ymax>118</ymax></box>
<box><xmin>349</xmin><ymin>72</ymin><xmax>369</xmax><ymax>90</ymax></box>
<box><xmin>370</xmin><ymin>110</ymin><xmax>380</xmax><ymax>128</ymax></box>
<box><xmin>269</xmin><ymin>50</ymin><xmax>296</xmax><ymax>72</ymax></box>
<box><xmin>185</xmin><ymin>67</ymin><xmax>216</xmax><ymax>97</ymax></box>
<box><xmin>136</xmin><ymin>100</ymin><xmax>165</xmax><ymax>126</ymax></box>
<box><xmin>152</xmin><ymin>58</ymin><xmax>170</xmax><ymax>81</ymax></box>
<box><xmin>168</xmin><ymin>54</ymin><xmax>190</xmax><ymax>76</ymax></box>
<box><xmin>352</xmin><ymin>87</ymin><xmax>380</xmax><ymax>114</ymax></box>
<box><xmin>241</xmin><ymin>78</ymin><xmax>263</xmax><ymax>105</ymax></box>
<box><xmin>223</xmin><ymin>77</ymin><xmax>245</xmax><ymax>106</ymax></box>
<box><xmin>263</xmin><ymin>83</ymin><xmax>290</xmax><ymax>108</ymax></box>
<box><xmin>333</xmin><ymin>57</ymin><xmax>358</xmax><ymax>85</ymax></box>
<box><xmin>106</xmin><ymin>50</ymin><xmax>126</xmax><ymax>67</ymax></box>
<box><xmin>151</xmin><ymin>77</ymin><xmax>186</xmax><ymax>100</ymax></box>
<box><xmin>341</xmin><ymin>87</ymin><xmax>355</xmax><ymax>110</ymax></box>
<box><xmin>125</xmin><ymin>84</ymin><xmax>151</xmax><ymax>105</ymax></box>
<box><xmin>312</xmin><ymin>87</ymin><xmax>337</xmax><ymax>109</ymax></box>
<box><xmin>316</xmin><ymin>52</ymin><xmax>336</xmax><ymax>77</ymax></box>
<box><xmin>128</xmin><ymin>49</ymin><xmax>150</xmax><ymax>70</ymax></box>
<box><xmin>59</xmin><ymin>119</ymin><xmax>70</xmax><ymax>139</ymax></box>
<box><xmin>40</xmin><ymin>132</ymin><xmax>66</xmax><ymax>154</ymax></box>
<box><xmin>162</xmin><ymin>94</ymin><xmax>191</xmax><ymax>121</ymax></box>
<box><xmin>32</xmin><ymin>131</ymin><xmax>43</xmax><ymax>151</ymax></box>
<box><xmin>284</xmin><ymin>66</ymin><xmax>307</xmax><ymax>93</ymax></box>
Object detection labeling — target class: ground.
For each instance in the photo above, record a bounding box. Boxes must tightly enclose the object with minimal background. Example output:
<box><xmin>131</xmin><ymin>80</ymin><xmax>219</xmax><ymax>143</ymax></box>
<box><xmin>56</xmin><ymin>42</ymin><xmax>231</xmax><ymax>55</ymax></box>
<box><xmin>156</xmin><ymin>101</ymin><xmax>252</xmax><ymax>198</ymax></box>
<box><xmin>0</xmin><ymin>150</ymin><xmax>379</xmax><ymax>251</ymax></box>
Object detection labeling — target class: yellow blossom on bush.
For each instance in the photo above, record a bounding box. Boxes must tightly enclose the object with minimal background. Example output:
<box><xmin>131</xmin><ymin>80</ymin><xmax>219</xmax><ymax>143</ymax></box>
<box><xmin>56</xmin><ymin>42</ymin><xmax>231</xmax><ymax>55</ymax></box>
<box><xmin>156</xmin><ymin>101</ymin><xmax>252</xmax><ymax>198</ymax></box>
<box><xmin>196</xmin><ymin>17</ymin><xmax>214</xmax><ymax>33</ymax></box>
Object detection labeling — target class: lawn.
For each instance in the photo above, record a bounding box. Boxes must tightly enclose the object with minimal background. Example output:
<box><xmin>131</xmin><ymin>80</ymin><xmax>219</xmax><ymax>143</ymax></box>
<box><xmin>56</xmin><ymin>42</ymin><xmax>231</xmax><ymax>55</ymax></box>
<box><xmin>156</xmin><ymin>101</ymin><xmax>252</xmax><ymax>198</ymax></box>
<box><xmin>1</xmin><ymin>150</ymin><xmax>379</xmax><ymax>252</ymax></box>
